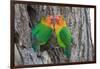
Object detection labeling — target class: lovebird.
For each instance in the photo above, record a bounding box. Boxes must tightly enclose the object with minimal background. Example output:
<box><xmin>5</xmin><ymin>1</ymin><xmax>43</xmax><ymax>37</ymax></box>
<box><xmin>32</xmin><ymin>16</ymin><xmax>54</xmax><ymax>53</ymax></box>
<box><xmin>54</xmin><ymin>15</ymin><xmax>73</xmax><ymax>60</ymax></box>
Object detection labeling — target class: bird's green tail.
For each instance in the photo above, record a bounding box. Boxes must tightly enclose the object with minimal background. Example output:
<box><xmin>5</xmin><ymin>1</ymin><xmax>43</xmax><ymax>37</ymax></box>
<box><xmin>64</xmin><ymin>47</ymin><xmax>71</xmax><ymax>59</ymax></box>
<box><xmin>32</xmin><ymin>44</ymin><xmax>40</xmax><ymax>52</ymax></box>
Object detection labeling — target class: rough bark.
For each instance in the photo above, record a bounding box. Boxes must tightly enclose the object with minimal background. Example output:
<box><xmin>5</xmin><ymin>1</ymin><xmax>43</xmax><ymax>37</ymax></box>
<box><xmin>14</xmin><ymin>4</ymin><xmax>94</xmax><ymax>65</ymax></box>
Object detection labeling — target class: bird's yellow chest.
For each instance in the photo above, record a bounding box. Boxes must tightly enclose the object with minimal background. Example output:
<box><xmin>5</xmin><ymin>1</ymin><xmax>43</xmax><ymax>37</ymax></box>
<box><xmin>55</xmin><ymin>24</ymin><xmax>66</xmax><ymax>33</ymax></box>
<box><xmin>55</xmin><ymin>25</ymin><xmax>61</xmax><ymax>32</ymax></box>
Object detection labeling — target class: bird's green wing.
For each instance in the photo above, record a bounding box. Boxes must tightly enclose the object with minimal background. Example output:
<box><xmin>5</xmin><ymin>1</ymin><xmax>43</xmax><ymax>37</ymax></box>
<box><xmin>36</xmin><ymin>24</ymin><xmax>52</xmax><ymax>43</ymax></box>
<box><xmin>59</xmin><ymin>27</ymin><xmax>72</xmax><ymax>58</ymax></box>
<box><xmin>32</xmin><ymin>23</ymin><xmax>41</xmax><ymax>36</ymax></box>
<box><xmin>32</xmin><ymin>22</ymin><xmax>52</xmax><ymax>52</ymax></box>
<box><xmin>32</xmin><ymin>23</ymin><xmax>52</xmax><ymax>44</ymax></box>
<box><xmin>59</xmin><ymin>27</ymin><xmax>72</xmax><ymax>48</ymax></box>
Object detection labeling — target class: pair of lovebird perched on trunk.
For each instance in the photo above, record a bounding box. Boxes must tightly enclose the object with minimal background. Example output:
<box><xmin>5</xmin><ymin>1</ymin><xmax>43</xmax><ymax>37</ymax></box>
<box><xmin>32</xmin><ymin>15</ymin><xmax>73</xmax><ymax>60</ymax></box>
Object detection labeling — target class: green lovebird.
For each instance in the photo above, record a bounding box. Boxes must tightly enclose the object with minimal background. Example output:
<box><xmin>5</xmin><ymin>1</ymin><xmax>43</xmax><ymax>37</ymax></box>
<box><xmin>32</xmin><ymin>16</ymin><xmax>54</xmax><ymax>52</ymax></box>
<box><xmin>54</xmin><ymin>15</ymin><xmax>73</xmax><ymax>59</ymax></box>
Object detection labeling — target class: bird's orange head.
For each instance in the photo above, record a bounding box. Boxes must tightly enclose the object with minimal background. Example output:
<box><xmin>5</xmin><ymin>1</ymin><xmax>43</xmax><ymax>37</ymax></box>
<box><xmin>54</xmin><ymin>15</ymin><xmax>67</xmax><ymax>32</ymax></box>
<box><xmin>41</xmin><ymin>15</ymin><xmax>54</xmax><ymax>29</ymax></box>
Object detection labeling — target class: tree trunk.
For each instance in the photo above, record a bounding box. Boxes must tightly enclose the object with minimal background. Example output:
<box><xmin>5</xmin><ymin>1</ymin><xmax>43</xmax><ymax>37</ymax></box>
<box><xmin>14</xmin><ymin>4</ymin><xmax>94</xmax><ymax>65</ymax></box>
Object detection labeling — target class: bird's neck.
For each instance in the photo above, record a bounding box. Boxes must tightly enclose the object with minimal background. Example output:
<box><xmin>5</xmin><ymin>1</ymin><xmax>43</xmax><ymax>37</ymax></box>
<box><xmin>55</xmin><ymin>25</ymin><xmax>66</xmax><ymax>34</ymax></box>
<box><xmin>41</xmin><ymin>20</ymin><xmax>51</xmax><ymax>28</ymax></box>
